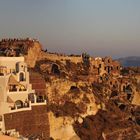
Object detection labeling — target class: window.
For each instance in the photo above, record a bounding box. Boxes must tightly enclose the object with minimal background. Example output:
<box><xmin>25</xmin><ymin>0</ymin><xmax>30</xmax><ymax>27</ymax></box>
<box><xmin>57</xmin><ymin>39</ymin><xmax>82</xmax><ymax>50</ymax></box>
<box><xmin>19</xmin><ymin>72</ymin><xmax>24</xmax><ymax>81</ymax></box>
<box><xmin>0</xmin><ymin>115</ymin><xmax>2</xmax><ymax>121</ymax></box>
<box><xmin>28</xmin><ymin>93</ymin><xmax>35</xmax><ymax>103</ymax></box>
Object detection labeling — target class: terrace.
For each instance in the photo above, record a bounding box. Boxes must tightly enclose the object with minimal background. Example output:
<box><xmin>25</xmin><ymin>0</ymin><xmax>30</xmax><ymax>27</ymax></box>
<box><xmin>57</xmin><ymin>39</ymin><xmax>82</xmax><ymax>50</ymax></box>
<box><xmin>9</xmin><ymin>94</ymin><xmax>47</xmax><ymax>113</ymax></box>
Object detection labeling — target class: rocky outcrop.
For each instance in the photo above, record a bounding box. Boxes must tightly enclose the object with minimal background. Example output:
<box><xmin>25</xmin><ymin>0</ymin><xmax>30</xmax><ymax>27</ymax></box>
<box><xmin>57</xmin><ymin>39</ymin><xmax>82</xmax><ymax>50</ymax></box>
<box><xmin>46</xmin><ymin>78</ymin><xmax>99</xmax><ymax>139</ymax></box>
<box><xmin>24</xmin><ymin>42</ymin><xmax>41</xmax><ymax>68</ymax></box>
<box><xmin>49</xmin><ymin>112</ymin><xmax>80</xmax><ymax>140</ymax></box>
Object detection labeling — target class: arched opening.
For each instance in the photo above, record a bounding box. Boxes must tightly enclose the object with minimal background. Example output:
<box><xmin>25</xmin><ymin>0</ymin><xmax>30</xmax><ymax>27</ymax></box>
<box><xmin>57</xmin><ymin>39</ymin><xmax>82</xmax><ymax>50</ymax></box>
<box><xmin>0</xmin><ymin>115</ymin><xmax>2</xmax><ymax>121</ymax></box>
<box><xmin>99</xmin><ymin>64</ymin><xmax>102</xmax><ymax>68</ymax></box>
<box><xmin>125</xmin><ymin>85</ymin><xmax>133</xmax><ymax>100</ymax></box>
<box><xmin>123</xmin><ymin>85</ymin><xmax>126</xmax><ymax>92</ymax></box>
<box><xmin>69</xmin><ymin>86</ymin><xmax>80</xmax><ymax>93</ymax></box>
<box><xmin>119</xmin><ymin>104</ymin><xmax>126</xmax><ymax>111</ymax></box>
<box><xmin>0</xmin><ymin>73</ymin><xmax>4</xmax><ymax>76</ymax></box>
<box><xmin>9</xmin><ymin>85</ymin><xmax>17</xmax><ymax>92</ymax></box>
<box><xmin>107</xmin><ymin>66</ymin><xmax>110</xmax><ymax>74</ymax></box>
<box><xmin>28</xmin><ymin>93</ymin><xmax>35</xmax><ymax>103</ymax></box>
<box><xmin>15</xmin><ymin>100</ymin><xmax>23</xmax><ymax>109</ymax></box>
<box><xmin>37</xmin><ymin>95</ymin><xmax>44</xmax><ymax>103</ymax></box>
<box><xmin>110</xmin><ymin>91</ymin><xmax>118</xmax><ymax>98</ymax></box>
<box><xmin>51</xmin><ymin>64</ymin><xmax>60</xmax><ymax>75</ymax></box>
<box><xmin>70</xmin><ymin>86</ymin><xmax>78</xmax><ymax>91</ymax></box>
<box><xmin>125</xmin><ymin>85</ymin><xmax>133</xmax><ymax>93</ymax></box>
<box><xmin>19</xmin><ymin>72</ymin><xmax>25</xmax><ymax>81</ymax></box>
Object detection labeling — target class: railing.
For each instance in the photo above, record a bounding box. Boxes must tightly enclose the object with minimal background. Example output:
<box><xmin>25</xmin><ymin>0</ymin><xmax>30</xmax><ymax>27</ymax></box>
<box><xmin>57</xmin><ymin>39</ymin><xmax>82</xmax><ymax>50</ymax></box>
<box><xmin>9</xmin><ymin>99</ymin><xmax>47</xmax><ymax>113</ymax></box>
<box><xmin>31</xmin><ymin>99</ymin><xmax>47</xmax><ymax>106</ymax></box>
<box><xmin>9</xmin><ymin>89</ymin><xmax>17</xmax><ymax>92</ymax></box>
<box><xmin>8</xmin><ymin>90</ymin><xmax>28</xmax><ymax>94</ymax></box>
<box><xmin>9</xmin><ymin>101</ymin><xmax>32</xmax><ymax>113</ymax></box>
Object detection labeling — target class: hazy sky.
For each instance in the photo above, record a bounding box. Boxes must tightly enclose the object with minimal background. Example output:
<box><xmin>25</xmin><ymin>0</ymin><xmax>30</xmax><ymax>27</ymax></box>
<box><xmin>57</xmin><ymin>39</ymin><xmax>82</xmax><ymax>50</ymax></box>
<box><xmin>0</xmin><ymin>0</ymin><xmax>140</xmax><ymax>58</ymax></box>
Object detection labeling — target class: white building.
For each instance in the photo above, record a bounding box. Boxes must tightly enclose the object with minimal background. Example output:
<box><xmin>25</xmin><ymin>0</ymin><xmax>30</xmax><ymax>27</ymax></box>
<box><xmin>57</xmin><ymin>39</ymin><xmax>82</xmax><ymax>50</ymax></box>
<box><xmin>0</xmin><ymin>57</ymin><xmax>46</xmax><ymax>133</ymax></box>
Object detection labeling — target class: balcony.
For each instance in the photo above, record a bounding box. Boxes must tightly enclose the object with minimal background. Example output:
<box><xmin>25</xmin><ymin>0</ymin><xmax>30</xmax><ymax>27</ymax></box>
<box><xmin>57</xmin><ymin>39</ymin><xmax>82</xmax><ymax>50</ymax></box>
<box><xmin>9</xmin><ymin>97</ymin><xmax>47</xmax><ymax>113</ymax></box>
<box><xmin>9</xmin><ymin>101</ymin><xmax>31</xmax><ymax>113</ymax></box>
<box><xmin>8</xmin><ymin>84</ymin><xmax>27</xmax><ymax>94</ymax></box>
<box><xmin>31</xmin><ymin>100</ymin><xmax>47</xmax><ymax>106</ymax></box>
<box><xmin>29</xmin><ymin>94</ymin><xmax>47</xmax><ymax>106</ymax></box>
<box><xmin>8</xmin><ymin>88</ymin><xmax>27</xmax><ymax>94</ymax></box>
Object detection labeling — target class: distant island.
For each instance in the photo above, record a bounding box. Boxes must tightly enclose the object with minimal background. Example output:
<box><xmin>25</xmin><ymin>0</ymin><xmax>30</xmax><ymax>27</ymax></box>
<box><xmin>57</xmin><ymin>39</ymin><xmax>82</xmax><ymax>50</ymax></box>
<box><xmin>117</xmin><ymin>56</ymin><xmax>140</xmax><ymax>67</ymax></box>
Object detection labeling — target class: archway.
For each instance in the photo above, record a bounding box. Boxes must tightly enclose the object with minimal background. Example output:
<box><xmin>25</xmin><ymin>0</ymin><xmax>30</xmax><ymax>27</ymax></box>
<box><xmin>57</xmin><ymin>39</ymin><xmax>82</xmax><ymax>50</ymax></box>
<box><xmin>37</xmin><ymin>95</ymin><xmax>44</xmax><ymax>102</ymax></box>
<box><xmin>110</xmin><ymin>90</ymin><xmax>118</xmax><ymax>98</ymax></box>
<box><xmin>125</xmin><ymin>85</ymin><xmax>133</xmax><ymax>100</ymax></box>
<box><xmin>0</xmin><ymin>73</ymin><xmax>4</xmax><ymax>76</ymax></box>
<box><xmin>125</xmin><ymin>85</ymin><xmax>133</xmax><ymax>93</ymax></box>
<box><xmin>28</xmin><ymin>93</ymin><xmax>35</xmax><ymax>103</ymax></box>
<box><xmin>51</xmin><ymin>64</ymin><xmax>60</xmax><ymax>75</ymax></box>
<box><xmin>15</xmin><ymin>100</ymin><xmax>23</xmax><ymax>109</ymax></box>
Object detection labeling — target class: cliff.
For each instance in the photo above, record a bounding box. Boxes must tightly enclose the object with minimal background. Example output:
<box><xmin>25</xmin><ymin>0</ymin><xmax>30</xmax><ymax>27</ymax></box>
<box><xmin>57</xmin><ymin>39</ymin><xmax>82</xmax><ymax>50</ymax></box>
<box><xmin>1</xmin><ymin>38</ymin><xmax>140</xmax><ymax>140</ymax></box>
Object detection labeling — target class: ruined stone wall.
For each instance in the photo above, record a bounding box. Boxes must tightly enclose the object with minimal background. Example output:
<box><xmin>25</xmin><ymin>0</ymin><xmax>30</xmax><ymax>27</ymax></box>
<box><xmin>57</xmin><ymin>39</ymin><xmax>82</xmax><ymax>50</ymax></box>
<box><xmin>4</xmin><ymin>105</ymin><xmax>50</xmax><ymax>140</ymax></box>
<box><xmin>38</xmin><ymin>51</ymin><xmax>82</xmax><ymax>64</ymax></box>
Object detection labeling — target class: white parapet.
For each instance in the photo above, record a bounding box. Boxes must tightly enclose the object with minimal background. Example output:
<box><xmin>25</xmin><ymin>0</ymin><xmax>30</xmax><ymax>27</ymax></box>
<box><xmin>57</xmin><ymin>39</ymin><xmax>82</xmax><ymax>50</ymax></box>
<box><xmin>8</xmin><ymin>100</ymin><xmax>47</xmax><ymax>113</ymax></box>
<box><xmin>31</xmin><ymin>100</ymin><xmax>47</xmax><ymax>106</ymax></box>
<box><xmin>0</xmin><ymin>57</ymin><xmax>24</xmax><ymax>70</ymax></box>
<box><xmin>9</xmin><ymin>101</ymin><xmax>32</xmax><ymax>113</ymax></box>
<box><xmin>0</xmin><ymin>57</ymin><xmax>24</xmax><ymax>61</ymax></box>
<box><xmin>9</xmin><ymin>107</ymin><xmax>32</xmax><ymax>113</ymax></box>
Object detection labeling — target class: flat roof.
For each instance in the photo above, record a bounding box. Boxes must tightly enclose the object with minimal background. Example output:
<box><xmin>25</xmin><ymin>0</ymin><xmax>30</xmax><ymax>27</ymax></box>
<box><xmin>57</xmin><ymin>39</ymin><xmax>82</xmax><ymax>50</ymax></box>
<box><xmin>0</xmin><ymin>57</ymin><xmax>24</xmax><ymax>61</ymax></box>
<box><xmin>0</xmin><ymin>135</ymin><xmax>17</xmax><ymax>140</ymax></box>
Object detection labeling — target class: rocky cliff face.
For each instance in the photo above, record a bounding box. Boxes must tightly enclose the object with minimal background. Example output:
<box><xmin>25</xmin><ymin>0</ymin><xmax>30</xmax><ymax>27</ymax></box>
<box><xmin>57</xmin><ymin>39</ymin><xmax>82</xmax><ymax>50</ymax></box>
<box><xmin>1</xmin><ymin>39</ymin><xmax>140</xmax><ymax>140</ymax></box>
<box><xmin>23</xmin><ymin>40</ymin><xmax>140</xmax><ymax>139</ymax></box>
<box><xmin>24</xmin><ymin>42</ymin><xmax>41</xmax><ymax>67</ymax></box>
<box><xmin>45</xmin><ymin>78</ymin><xmax>98</xmax><ymax>140</ymax></box>
<box><xmin>0</xmin><ymin>38</ymin><xmax>42</xmax><ymax>68</ymax></box>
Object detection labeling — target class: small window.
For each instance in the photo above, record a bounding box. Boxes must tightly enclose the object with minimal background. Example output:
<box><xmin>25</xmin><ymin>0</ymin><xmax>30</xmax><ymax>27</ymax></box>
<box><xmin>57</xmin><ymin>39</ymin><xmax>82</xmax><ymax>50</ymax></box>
<box><xmin>0</xmin><ymin>115</ymin><xmax>2</xmax><ymax>121</ymax></box>
<box><xmin>99</xmin><ymin>64</ymin><xmax>102</xmax><ymax>68</ymax></box>
<box><xmin>19</xmin><ymin>72</ymin><xmax>24</xmax><ymax>81</ymax></box>
<box><xmin>0</xmin><ymin>73</ymin><xmax>4</xmax><ymax>76</ymax></box>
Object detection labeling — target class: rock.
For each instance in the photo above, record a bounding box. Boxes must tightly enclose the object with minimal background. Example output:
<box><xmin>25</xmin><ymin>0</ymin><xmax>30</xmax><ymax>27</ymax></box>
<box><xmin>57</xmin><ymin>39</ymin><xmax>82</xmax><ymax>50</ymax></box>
<box><xmin>48</xmin><ymin>112</ymin><xmax>80</xmax><ymax>140</ymax></box>
<box><xmin>24</xmin><ymin>42</ymin><xmax>41</xmax><ymax>67</ymax></box>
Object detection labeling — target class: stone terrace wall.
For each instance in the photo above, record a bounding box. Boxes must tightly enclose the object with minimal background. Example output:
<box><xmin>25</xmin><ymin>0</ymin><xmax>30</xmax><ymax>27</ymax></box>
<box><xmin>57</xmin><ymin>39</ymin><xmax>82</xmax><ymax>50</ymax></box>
<box><xmin>29</xmin><ymin>72</ymin><xmax>46</xmax><ymax>95</ymax></box>
<box><xmin>38</xmin><ymin>51</ymin><xmax>82</xmax><ymax>64</ymax></box>
<box><xmin>4</xmin><ymin>105</ymin><xmax>50</xmax><ymax>140</ymax></box>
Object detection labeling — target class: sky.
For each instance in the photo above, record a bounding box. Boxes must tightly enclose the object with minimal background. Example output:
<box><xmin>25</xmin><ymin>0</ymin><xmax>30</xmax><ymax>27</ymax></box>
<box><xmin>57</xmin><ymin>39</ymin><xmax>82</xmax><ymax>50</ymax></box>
<box><xmin>0</xmin><ymin>0</ymin><xmax>140</xmax><ymax>58</ymax></box>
